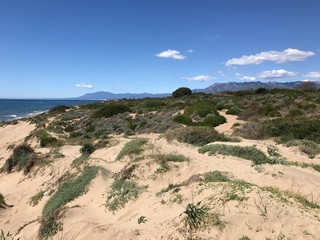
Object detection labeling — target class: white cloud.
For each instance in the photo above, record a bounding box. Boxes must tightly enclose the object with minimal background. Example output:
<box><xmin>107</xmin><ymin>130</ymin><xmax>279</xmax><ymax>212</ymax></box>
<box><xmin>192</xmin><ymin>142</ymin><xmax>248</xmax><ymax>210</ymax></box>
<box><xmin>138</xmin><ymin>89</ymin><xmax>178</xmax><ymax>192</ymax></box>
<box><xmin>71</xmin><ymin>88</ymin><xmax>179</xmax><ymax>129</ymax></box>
<box><xmin>304</xmin><ymin>72</ymin><xmax>320</xmax><ymax>78</ymax></box>
<box><xmin>182</xmin><ymin>74</ymin><xmax>215</xmax><ymax>82</ymax></box>
<box><xmin>187</xmin><ymin>49</ymin><xmax>194</xmax><ymax>53</ymax></box>
<box><xmin>75</xmin><ymin>83</ymin><xmax>93</xmax><ymax>89</ymax></box>
<box><xmin>155</xmin><ymin>49</ymin><xmax>186</xmax><ymax>60</ymax></box>
<box><xmin>225</xmin><ymin>48</ymin><xmax>315</xmax><ymax>66</ymax></box>
<box><xmin>258</xmin><ymin>69</ymin><xmax>296</xmax><ymax>79</ymax></box>
<box><xmin>239</xmin><ymin>76</ymin><xmax>256</xmax><ymax>81</ymax></box>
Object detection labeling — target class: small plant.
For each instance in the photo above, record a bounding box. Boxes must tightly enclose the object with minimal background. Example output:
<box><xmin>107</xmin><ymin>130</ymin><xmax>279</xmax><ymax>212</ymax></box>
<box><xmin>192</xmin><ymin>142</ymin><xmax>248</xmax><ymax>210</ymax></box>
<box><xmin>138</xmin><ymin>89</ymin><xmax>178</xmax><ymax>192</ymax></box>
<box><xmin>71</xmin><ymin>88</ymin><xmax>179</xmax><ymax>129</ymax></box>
<box><xmin>181</xmin><ymin>201</ymin><xmax>226</xmax><ymax>230</ymax></box>
<box><xmin>30</xmin><ymin>191</ymin><xmax>45</xmax><ymax>207</ymax></box>
<box><xmin>116</xmin><ymin>139</ymin><xmax>148</xmax><ymax>161</ymax></box>
<box><xmin>204</xmin><ymin>171</ymin><xmax>231</xmax><ymax>183</ymax></box>
<box><xmin>0</xmin><ymin>230</ymin><xmax>20</xmax><ymax>240</ymax></box>
<box><xmin>156</xmin><ymin>183</ymin><xmax>177</xmax><ymax>197</ymax></box>
<box><xmin>181</xmin><ymin>201</ymin><xmax>209</xmax><ymax>230</ymax></box>
<box><xmin>239</xmin><ymin>236</ymin><xmax>251</xmax><ymax>240</ymax></box>
<box><xmin>105</xmin><ymin>179</ymin><xmax>147</xmax><ymax>212</ymax></box>
<box><xmin>138</xmin><ymin>216</ymin><xmax>147</xmax><ymax>224</ymax></box>
<box><xmin>92</xmin><ymin>103</ymin><xmax>131</xmax><ymax>119</ymax></box>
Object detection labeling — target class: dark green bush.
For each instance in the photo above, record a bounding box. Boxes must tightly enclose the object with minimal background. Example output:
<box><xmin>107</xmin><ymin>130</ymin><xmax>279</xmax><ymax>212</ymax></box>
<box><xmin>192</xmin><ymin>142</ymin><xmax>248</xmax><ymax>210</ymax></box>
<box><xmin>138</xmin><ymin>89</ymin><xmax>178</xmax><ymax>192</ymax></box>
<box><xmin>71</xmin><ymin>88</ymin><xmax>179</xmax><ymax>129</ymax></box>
<box><xmin>5</xmin><ymin>144</ymin><xmax>34</xmax><ymax>173</ymax></box>
<box><xmin>173</xmin><ymin>115</ymin><xmax>193</xmax><ymax>125</ymax></box>
<box><xmin>286</xmin><ymin>109</ymin><xmax>304</xmax><ymax>117</ymax></box>
<box><xmin>172</xmin><ymin>87</ymin><xmax>192</xmax><ymax>98</ymax></box>
<box><xmin>255</xmin><ymin>88</ymin><xmax>268</xmax><ymax>94</ymax></box>
<box><xmin>263</xmin><ymin>117</ymin><xmax>320</xmax><ymax>143</ymax></box>
<box><xmin>80</xmin><ymin>143</ymin><xmax>95</xmax><ymax>155</ymax></box>
<box><xmin>40</xmin><ymin>135</ymin><xmax>58</xmax><ymax>147</ymax></box>
<box><xmin>92</xmin><ymin>104</ymin><xmax>131</xmax><ymax>119</ymax></box>
<box><xmin>49</xmin><ymin>105</ymin><xmax>70</xmax><ymax>113</ymax></box>
<box><xmin>166</xmin><ymin>126</ymin><xmax>237</xmax><ymax>146</ymax></box>
<box><xmin>259</xmin><ymin>103</ymin><xmax>280</xmax><ymax>117</ymax></box>
<box><xmin>226</xmin><ymin>105</ymin><xmax>241</xmax><ymax>115</ymax></box>
<box><xmin>202</xmin><ymin>115</ymin><xmax>227</xmax><ymax>127</ymax></box>
<box><xmin>184</xmin><ymin>101</ymin><xmax>217</xmax><ymax>118</ymax></box>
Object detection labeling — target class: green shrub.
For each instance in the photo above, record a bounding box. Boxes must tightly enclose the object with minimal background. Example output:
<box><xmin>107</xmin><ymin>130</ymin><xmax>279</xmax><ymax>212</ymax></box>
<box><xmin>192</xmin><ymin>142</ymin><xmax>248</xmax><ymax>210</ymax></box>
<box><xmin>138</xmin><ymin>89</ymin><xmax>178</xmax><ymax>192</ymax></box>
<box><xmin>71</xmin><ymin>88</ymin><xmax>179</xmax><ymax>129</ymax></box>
<box><xmin>263</xmin><ymin>118</ymin><xmax>320</xmax><ymax>143</ymax></box>
<box><xmin>49</xmin><ymin>105</ymin><xmax>70</xmax><ymax>113</ymax></box>
<box><xmin>286</xmin><ymin>109</ymin><xmax>304</xmax><ymax>117</ymax></box>
<box><xmin>172</xmin><ymin>87</ymin><xmax>192</xmax><ymax>98</ymax></box>
<box><xmin>202</xmin><ymin>115</ymin><xmax>227</xmax><ymax>127</ymax></box>
<box><xmin>259</xmin><ymin>103</ymin><xmax>280</xmax><ymax>117</ymax></box>
<box><xmin>226</xmin><ymin>105</ymin><xmax>241</xmax><ymax>115</ymax></box>
<box><xmin>80</xmin><ymin>143</ymin><xmax>95</xmax><ymax>155</ymax></box>
<box><xmin>184</xmin><ymin>101</ymin><xmax>217</xmax><ymax>118</ymax></box>
<box><xmin>166</xmin><ymin>126</ymin><xmax>237</xmax><ymax>146</ymax></box>
<box><xmin>40</xmin><ymin>135</ymin><xmax>58</xmax><ymax>148</ymax></box>
<box><xmin>5</xmin><ymin>144</ymin><xmax>34</xmax><ymax>173</ymax></box>
<box><xmin>92</xmin><ymin>104</ymin><xmax>131</xmax><ymax>119</ymax></box>
<box><xmin>286</xmin><ymin>140</ymin><xmax>320</xmax><ymax>158</ymax></box>
<box><xmin>204</xmin><ymin>171</ymin><xmax>231</xmax><ymax>183</ymax></box>
<box><xmin>42</xmin><ymin>166</ymin><xmax>99</xmax><ymax>218</ymax></box>
<box><xmin>105</xmin><ymin>179</ymin><xmax>146</xmax><ymax>212</ymax></box>
<box><xmin>116</xmin><ymin>139</ymin><xmax>148</xmax><ymax>160</ymax></box>
<box><xmin>199</xmin><ymin>144</ymin><xmax>276</xmax><ymax>165</ymax></box>
<box><xmin>173</xmin><ymin>115</ymin><xmax>193</xmax><ymax>125</ymax></box>
<box><xmin>40</xmin><ymin>166</ymin><xmax>98</xmax><ymax>239</ymax></box>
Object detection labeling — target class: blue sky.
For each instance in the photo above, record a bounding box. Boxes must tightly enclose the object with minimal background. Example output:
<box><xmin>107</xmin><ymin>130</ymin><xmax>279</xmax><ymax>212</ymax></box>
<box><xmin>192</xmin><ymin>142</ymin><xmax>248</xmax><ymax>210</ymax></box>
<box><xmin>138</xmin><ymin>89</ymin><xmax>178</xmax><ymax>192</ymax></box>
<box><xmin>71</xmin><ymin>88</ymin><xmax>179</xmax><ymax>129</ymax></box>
<box><xmin>1</xmin><ymin>0</ymin><xmax>320</xmax><ymax>98</ymax></box>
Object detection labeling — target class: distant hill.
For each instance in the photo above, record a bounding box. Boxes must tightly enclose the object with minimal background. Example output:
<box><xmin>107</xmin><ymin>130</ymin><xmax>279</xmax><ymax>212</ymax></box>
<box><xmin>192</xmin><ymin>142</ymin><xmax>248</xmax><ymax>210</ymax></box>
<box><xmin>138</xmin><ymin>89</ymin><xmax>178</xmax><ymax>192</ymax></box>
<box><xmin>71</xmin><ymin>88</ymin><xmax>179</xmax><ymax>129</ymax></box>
<box><xmin>195</xmin><ymin>81</ymin><xmax>320</xmax><ymax>93</ymax></box>
<box><xmin>75</xmin><ymin>91</ymin><xmax>170</xmax><ymax>100</ymax></box>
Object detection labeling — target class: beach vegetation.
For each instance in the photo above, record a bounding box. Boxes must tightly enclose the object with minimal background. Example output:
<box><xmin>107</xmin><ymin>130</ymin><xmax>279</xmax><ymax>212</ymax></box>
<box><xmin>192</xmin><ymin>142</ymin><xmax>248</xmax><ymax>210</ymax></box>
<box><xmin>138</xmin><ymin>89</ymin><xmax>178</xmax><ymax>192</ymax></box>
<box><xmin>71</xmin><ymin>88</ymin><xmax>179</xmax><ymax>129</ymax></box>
<box><xmin>116</xmin><ymin>139</ymin><xmax>148</xmax><ymax>161</ymax></box>
<box><xmin>172</xmin><ymin>87</ymin><xmax>192</xmax><ymax>98</ymax></box>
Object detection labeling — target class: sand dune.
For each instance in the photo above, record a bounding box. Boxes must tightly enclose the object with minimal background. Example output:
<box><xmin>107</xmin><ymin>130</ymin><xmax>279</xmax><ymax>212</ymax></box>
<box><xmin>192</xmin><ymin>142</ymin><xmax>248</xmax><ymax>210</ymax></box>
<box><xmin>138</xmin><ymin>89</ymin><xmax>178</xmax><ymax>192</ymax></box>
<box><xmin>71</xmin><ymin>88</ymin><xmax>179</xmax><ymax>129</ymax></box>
<box><xmin>0</xmin><ymin>114</ymin><xmax>320</xmax><ymax>240</ymax></box>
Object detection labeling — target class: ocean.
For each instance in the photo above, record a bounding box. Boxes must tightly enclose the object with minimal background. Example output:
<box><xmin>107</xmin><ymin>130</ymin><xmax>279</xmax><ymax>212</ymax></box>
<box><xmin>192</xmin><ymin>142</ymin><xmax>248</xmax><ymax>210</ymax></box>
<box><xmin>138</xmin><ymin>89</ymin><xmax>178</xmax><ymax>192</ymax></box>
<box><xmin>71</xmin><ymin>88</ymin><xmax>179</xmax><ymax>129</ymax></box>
<box><xmin>0</xmin><ymin>99</ymin><xmax>96</xmax><ymax>122</ymax></box>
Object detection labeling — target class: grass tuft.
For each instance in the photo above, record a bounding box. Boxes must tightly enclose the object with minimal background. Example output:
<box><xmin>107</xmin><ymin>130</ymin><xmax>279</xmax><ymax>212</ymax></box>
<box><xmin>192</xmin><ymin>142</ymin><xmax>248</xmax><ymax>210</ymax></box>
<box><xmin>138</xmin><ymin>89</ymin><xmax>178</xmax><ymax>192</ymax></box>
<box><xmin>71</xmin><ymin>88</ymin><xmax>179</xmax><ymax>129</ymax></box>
<box><xmin>116</xmin><ymin>139</ymin><xmax>148</xmax><ymax>161</ymax></box>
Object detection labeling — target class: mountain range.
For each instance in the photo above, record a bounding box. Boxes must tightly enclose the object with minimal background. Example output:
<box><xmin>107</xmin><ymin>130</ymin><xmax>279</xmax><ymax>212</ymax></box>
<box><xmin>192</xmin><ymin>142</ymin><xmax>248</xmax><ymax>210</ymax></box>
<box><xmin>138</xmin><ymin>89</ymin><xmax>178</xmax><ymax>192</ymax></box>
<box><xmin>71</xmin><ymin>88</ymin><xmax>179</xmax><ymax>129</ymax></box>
<box><xmin>75</xmin><ymin>81</ymin><xmax>320</xmax><ymax>100</ymax></box>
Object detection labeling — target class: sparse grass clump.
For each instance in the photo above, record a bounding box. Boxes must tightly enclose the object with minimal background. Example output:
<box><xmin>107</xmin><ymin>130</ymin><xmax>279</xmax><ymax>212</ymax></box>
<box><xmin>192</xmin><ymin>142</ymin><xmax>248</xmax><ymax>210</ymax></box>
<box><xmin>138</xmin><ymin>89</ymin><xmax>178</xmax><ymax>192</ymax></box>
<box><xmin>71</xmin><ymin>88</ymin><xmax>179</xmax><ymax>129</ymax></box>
<box><xmin>203</xmin><ymin>171</ymin><xmax>231</xmax><ymax>183</ymax></box>
<box><xmin>166</xmin><ymin>126</ymin><xmax>238</xmax><ymax>146</ymax></box>
<box><xmin>199</xmin><ymin>144</ymin><xmax>277</xmax><ymax>165</ymax></box>
<box><xmin>30</xmin><ymin>191</ymin><xmax>45</xmax><ymax>207</ymax></box>
<box><xmin>154</xmin><ymin>154</ymin><xmax>190</xmax><ymax>174</ymax></box>
<box><xmin>116</xmin><ymin>139</ymin><xmax>148</xmax><ymax>161</ymax></box>
<box><xmin>105</xmin><ymin>179</ymin><xmax>147</xmax><ymax>212</ymax></box>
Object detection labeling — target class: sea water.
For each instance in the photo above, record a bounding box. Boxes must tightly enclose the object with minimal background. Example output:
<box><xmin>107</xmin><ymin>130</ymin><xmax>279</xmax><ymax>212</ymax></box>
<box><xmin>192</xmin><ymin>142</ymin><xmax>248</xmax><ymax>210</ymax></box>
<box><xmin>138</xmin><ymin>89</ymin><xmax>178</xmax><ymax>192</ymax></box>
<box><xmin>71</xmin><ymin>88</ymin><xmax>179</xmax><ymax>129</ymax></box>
<box><xmin>0</xmin><ymin>99</ymin><xmax>96</xmax><ymax>122</ymax></box>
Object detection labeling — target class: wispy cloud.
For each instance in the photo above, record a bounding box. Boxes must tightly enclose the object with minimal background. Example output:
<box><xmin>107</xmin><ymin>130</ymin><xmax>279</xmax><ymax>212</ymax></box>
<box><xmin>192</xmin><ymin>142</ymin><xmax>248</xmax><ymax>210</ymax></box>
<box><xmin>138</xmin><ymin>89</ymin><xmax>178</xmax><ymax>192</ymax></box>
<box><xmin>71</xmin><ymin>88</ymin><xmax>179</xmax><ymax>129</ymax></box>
<box><xmin>182</xmin><ymin>75</ymin><xmax>215</xmax><ymax>82</ymax></box>
<box><xmin>304</xmin><ymin>71</ymin><xmax>320</xmax><ymax>78</ymax></box>
<box><xmin>75</xmin><ymin>83</ymin><xmax>93</xmax><ymax>89</ymax></box>
<box><xmin>187</xmin><ymin>49</ymin><xmax>194</xmax><ymax>53</ymax></box>
<box><xmin>225</xmin><ymin>48</ymin><xmax>315</xmax><ymax>66</ymax></box>
<box><xmin>155</xmin><ymin>49</ymin><xmax>186</xmax><ymax>60</ymax></box>
<box><xmin>258</xmin><ymin>69</ymin><xmax>296</xmax><ymax>79</ymax></box>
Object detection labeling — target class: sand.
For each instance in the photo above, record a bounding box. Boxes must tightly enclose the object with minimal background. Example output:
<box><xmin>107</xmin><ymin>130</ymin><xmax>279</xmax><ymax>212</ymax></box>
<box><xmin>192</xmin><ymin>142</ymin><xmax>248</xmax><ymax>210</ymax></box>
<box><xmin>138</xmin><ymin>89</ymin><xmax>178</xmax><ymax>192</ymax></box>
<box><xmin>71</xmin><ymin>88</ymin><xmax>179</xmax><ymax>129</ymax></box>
<box><xmin>0</xmin><ymin>116</ymin><xmax>320</xmax><ymax>240</ymax></box>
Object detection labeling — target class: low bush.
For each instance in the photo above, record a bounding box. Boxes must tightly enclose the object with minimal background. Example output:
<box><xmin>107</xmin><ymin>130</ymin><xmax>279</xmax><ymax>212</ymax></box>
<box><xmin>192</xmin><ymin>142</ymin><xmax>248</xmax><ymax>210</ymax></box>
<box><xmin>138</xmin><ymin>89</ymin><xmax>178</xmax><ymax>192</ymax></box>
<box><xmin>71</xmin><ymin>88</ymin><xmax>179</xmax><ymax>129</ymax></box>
<box><xmin>184</xmin><ymin>101</ymin><xmax>217</xmax><ymax>118</ymax></box>
<box><xmin>202</xmin><ymin>115</ymin><xmax>226</xmax><ymax>127</ymax></box>
<box><xmin>226</xmin><ymin>105</ymin><xmax>241</xmax><ymax>115</ymax></box>
<box><xmin>263</xmin><ymin>117</ymin><xmax>320</xmax><ymax>143</ymax></box>
<box><xmin>173</xmin><ymin>115</ymin><xmax>193</xmax><ymax>125</ymax></box>
<box><xmin>116</xmin><ymin>139</ymin><xmax>148</xmax><ymax>161</ymax></box>
<box><xmin>40</xmin><ymin>166</ymin><xmax>99</xmax><ymax>239</ymax></box>
<box><xmin>286</xmin><ymin>109</ymin><xmax>304</xmax><ymax>117</ymax></box>
<box><xmin>199</xmin><ymin>144</ymin><xmax>276</xmax><ymax>165</ymax></box>
<box><xmin>5</xmin><ymin>144</ymin><xmax>35</xmax><ymax>173</ymax></box>
<box><xmin>166</xmin><ymin>126</ymin><xmax>238</xmax><ymax>146</ymax></box>
<box><xmin>286</xmin><ymin>140</ymin><xmax>320</xmax><ymax>158</ymax></box>
<box><xmin>203</xmin><ymin>171</ymin><xmax>231</xmax><ymax>183</ymax></box>
<box><xmin>49</xmin><ymin>105</ymin><xmax>70</xmax><ymax>113</ymax></box>
<box><xmin>92</xmin><ymin>104</ymin><xmax>131</xmax><ymax>119</ymax></box>
<box><xmin>80</xmin><ymin>143</ymin><xmax>95</xmax><ymax>155</ymax></box>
